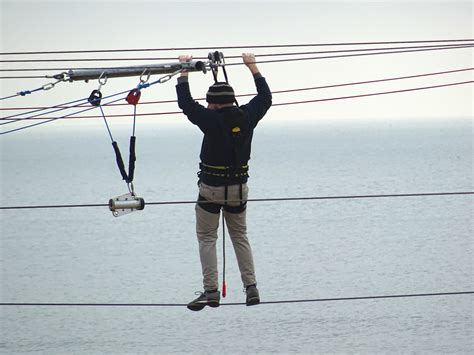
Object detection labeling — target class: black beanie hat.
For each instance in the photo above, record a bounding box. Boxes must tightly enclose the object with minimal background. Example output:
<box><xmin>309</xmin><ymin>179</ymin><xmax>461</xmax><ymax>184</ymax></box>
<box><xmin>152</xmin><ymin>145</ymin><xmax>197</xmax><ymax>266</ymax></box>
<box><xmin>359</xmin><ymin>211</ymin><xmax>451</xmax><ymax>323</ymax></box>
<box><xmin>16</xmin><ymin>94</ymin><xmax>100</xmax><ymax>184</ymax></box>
<box><xmin>206</xmin><ymin>82</ymin><xmax>235</xmax><ymax>104</ymax></box>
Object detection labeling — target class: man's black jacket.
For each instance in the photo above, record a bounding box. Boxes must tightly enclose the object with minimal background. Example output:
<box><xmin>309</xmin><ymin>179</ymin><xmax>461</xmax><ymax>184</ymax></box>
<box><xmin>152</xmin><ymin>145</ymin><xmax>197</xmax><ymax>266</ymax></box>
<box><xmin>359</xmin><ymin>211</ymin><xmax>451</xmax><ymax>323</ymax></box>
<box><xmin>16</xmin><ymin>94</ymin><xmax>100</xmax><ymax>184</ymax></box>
<box><xmin>176</xmin><ymin>74</ymin><xmax>272</xmax><ymax>186</ymax></box>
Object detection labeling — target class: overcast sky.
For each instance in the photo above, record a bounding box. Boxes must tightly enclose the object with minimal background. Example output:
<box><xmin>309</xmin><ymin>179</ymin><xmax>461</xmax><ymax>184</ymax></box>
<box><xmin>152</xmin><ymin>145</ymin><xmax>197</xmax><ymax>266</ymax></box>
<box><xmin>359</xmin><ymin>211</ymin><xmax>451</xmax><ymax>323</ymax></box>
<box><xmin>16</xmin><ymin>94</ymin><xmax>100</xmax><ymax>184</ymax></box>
<box><xmin>0</xmin><ymin>0</ymin><xmax>472</xmax><ymax>131</ymax></box>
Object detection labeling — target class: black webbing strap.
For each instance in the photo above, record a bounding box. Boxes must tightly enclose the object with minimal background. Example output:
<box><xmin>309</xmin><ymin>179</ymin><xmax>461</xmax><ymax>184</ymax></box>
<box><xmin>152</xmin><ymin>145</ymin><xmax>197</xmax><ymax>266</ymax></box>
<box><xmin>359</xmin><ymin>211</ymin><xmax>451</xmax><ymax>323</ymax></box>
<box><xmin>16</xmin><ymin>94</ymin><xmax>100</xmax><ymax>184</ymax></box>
<box><xmin>197</xmin><ymin>190</ymin><xmax>246</xmax><ymax>214</ymax></box>
<box><xmin>224</xmin><ymin>184</ymin><xmax>228</xmax><ymax>206</ymax></box>
<box><xmin>111</xmin><ymin>136</ymin><xmax>136</xmax><ymax>184</ymax></box>
<box><xmin>224</xmin><ymin>203</ymin><xmax>246</xmax><ymax>214</ymax></box>
<box><xmin>222</xmin><ymin>184</ymin><xmax>246</xmax><ymax>214</ymax></box>
<box><xmin>222</xmin><ymin>65</ymin><xmax>229</xmax><ymax>84</ymax></box>
<box><xmin>197</xmin><ymin>194</ymin><xmax>221</xmax><ymax>214</ymax></box>
<box><xmin>211</xmin><ymin>68</ymin><xmax>218</xmax><ymax>83</ymax></box>
<box><xmin>128</xmin><ymin>136</ymin><xmax>136</xmax><ymax>182</ymax></box>
<box><xmin>199</xmin><ymin>163</ymin><xmax>249</xmax><ymax>178</ymax></box>
<box><xmin>96</xmin><ymin>88</ymin><xmax>139</xmax><ymax>187</ymax></box>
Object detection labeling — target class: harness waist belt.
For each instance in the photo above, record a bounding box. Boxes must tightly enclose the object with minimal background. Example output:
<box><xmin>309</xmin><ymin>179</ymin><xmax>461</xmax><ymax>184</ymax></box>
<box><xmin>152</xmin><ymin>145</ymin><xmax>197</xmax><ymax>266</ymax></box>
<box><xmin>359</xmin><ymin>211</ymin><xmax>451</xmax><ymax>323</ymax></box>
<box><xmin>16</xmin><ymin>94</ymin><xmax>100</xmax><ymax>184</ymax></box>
<box><xmin>199</xmin><ymin>162</ymin><xmax>249</xmax><ymax>178</ymax></box>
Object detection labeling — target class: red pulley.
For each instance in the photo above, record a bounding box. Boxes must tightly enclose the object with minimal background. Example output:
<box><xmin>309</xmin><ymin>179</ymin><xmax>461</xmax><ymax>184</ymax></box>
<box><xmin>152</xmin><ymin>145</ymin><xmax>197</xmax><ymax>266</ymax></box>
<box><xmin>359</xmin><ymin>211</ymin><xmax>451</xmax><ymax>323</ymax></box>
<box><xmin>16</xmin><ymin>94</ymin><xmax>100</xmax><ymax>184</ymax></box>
<box><xmin>126</xmin><ymin>89</ymin><xmax>141</xmax><ymax>105</ymax></box>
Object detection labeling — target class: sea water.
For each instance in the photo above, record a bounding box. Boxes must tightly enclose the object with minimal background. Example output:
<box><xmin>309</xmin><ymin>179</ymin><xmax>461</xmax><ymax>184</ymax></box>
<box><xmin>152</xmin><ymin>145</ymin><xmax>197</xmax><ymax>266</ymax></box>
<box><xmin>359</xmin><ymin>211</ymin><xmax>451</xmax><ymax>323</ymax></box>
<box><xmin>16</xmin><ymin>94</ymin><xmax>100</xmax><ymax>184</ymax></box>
<box><xmin>0</xmin><ymin>117</ymin><xmax>472</xmax><ymax>354</ymax></box>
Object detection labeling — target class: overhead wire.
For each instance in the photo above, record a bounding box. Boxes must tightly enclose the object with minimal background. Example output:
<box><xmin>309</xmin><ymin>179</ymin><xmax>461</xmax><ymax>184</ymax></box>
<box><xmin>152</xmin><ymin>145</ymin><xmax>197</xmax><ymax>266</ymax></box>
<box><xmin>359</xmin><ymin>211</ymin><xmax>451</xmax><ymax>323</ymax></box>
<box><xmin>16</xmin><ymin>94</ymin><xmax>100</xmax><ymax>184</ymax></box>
<box><xmin>1</xmin><ymin>80</ymin><xmax>471</xmax><ymax>124</ymax></box>
<box><xmin>1</xmin><ymin>44</ymin><xmax>473</xmax><ymax>79</ymax></box>
<box><xmin>0</xmin><ymin>43</ymin><xmax>472</xmax><ymax>134</ymax></box>
<box><xmin>1</xmin><ymin>39</ymin><xmax>473</xmax><ymax>55</ymax></box>
<box><xmin>1</xmin><ymin>43</ymin><xmax>471</xmax><ymax>64</ymax></box>
<box><xmin>0</xmin><ymin>89</ymin><xmax>129</xmax><ymax>127</ymax></box>
<box><xmin>0</xmin><ymin>95</ymin><xmax>127</xmax><ymax>134</ymax></box>
<box><xmin>271</xmin><ymin>81</ymin><xmax>473</xmax><ymax>106</ymax></box>
<box><xmin>2</xmin><ymin>67</ymin><xmax>472</xmax><ymax>112</ymax></box>
<box><xmin>225</xmin><ymin>45</ymin><xmax>474</xmax><ymax>66</ymax></box>
<box><xmin>1</xmin><ymin>95</ymin><xmax>93</xmax><ymax>121</ymax></box>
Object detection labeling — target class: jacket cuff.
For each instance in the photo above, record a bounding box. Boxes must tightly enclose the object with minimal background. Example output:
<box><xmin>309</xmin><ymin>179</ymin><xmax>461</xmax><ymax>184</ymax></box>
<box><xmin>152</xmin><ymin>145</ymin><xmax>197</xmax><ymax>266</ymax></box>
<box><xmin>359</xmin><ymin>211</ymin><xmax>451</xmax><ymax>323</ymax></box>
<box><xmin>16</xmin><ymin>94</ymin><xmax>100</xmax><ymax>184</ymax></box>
<box><xmin>253</xmin><ymin>73</ymin><xmax>263</xmax><ymax>79</ymax></box>
<box><xmin>177</xmin><ymin>76</ymin><xmax>189</xmax><ymax>84</ymax></box>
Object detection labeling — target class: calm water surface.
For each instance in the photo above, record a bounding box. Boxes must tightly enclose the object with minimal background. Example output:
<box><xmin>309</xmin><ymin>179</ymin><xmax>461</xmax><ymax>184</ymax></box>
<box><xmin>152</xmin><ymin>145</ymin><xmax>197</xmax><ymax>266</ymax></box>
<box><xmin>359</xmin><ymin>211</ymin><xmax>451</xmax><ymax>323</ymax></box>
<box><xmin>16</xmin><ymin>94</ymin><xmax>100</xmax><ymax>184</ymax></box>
<box><xmin>1</xmin><ymin>118</ymin><xmax>472</xmax><ymax>354</ymax></box>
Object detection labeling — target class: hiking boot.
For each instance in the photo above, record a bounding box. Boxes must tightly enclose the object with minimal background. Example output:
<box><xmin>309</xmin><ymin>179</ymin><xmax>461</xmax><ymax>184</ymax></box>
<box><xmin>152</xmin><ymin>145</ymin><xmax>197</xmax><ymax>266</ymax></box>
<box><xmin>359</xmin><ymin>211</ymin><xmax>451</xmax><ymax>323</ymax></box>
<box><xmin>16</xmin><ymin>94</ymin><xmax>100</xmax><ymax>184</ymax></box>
<box><xmin>187</xmin><ymin>290</ymin><xmax>220</xmax><ymax>311</ymax></box>
<box><xmin>245</xmin><ymin>285</ymin><xmax>260</xmax><ymax>306</ymax></box>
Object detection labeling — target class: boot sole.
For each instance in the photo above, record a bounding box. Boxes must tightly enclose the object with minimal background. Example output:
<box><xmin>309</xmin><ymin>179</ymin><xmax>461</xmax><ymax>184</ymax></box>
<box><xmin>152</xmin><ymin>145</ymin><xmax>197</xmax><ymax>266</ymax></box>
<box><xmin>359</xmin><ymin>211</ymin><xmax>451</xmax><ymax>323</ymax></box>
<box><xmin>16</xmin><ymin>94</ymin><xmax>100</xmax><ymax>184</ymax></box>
<box><xmin>187</xmin><ymin>301</ymin><xmax>220</xmax><ymax>311</ymax></box>
<box><xmin>187</xmin><ymin>304</ymin><xmax>205</xmax><ymax>311</ymax></box>
<box><xmin>246</xmin><ymin>297</ymin><xmax>260</xmax><ymax>306</ymax></box>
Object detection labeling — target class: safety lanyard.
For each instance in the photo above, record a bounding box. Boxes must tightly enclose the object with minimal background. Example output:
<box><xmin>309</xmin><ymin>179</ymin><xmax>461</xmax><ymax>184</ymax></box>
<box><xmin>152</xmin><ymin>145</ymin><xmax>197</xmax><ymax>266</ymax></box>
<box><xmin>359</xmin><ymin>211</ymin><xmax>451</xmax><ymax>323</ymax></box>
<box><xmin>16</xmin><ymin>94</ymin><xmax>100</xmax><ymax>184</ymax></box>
<box><xmin>87</xmin><ymin>72</ymin><xmax>149</xmax><ymax>217</ymax></box>
<box><xmin>89</xmin><ymin>76</ymin><xmax>140</xmax><ymax>193</ymax></box>
<box><xmin>208</xmin><ymin>51</ymin><xmax>230</xmax><ymax>84</ymax></box>
<box><xmin>208</xmin><ymin>51</ymin><xmax>240</xmax><ymax>107</ymax></box>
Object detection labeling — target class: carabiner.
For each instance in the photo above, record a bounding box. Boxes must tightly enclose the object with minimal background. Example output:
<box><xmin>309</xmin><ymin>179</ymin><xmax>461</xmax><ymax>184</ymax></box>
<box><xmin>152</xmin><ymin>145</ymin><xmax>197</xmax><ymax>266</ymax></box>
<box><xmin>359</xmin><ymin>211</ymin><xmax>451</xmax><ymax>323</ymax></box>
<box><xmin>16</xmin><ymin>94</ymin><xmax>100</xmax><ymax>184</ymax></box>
<box><xmin>98</xmin><ymin>72</ymin><xmax>108</xmax><ymax>91</ymax></box>
<box><xmin>139</xmin><ymin>68</ymin><xmax>151</xmax><ymax>85</ymax></box>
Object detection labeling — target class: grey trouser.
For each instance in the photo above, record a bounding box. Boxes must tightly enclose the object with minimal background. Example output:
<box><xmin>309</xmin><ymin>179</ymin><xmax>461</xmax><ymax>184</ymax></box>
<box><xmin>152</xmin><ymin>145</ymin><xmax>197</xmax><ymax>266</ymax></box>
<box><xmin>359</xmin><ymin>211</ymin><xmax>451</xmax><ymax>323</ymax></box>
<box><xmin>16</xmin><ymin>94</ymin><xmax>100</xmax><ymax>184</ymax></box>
<box><xmin>196</xmin><ymin>182</ymin><xmax>257</xmax><ymax>291</ymax></box>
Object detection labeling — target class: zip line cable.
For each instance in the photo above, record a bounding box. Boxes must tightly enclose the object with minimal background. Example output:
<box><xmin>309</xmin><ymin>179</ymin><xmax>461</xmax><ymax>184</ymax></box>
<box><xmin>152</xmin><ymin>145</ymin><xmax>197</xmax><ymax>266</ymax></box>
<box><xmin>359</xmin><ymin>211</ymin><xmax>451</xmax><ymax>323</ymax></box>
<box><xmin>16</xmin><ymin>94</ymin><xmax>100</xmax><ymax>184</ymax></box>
<box><xmin>2</xmin><ymin>80</ymin><xmax>471</xmax><ymax>125</ymax></box>
<box><xmin>271</xmin><ymin>81</ymin><xmax>474</xmax><ymax>106</ymax></box>
<box><xmin>1</xmin><ymin>39</ymin><xmax>473</xmax><ymax>55</ymax></box>
<box><xmin>0</xmin><ymin>89</ymin><xmax>129</xmax><ymax>126</ymax></box>
<box><xmin>0</xmin><ymin>95</ymin><xmax>93</xmax><ymax>124</ymax></box>
<box><xmin>2</xmin><ymin>67</ymin><xmax>472</xmax><ymax>112</ymax></box>
<box><xmin>0</xmin><ymin>95</ymin><xmax>127</xmax><ymax>134</ymax></box>
<box><xmin>2</xmin><ymin>43</ymin><xmax>471</xmax><ymax>65</ymax></box>
<box><xmin>1</xmin><ymin>291</ymin><xmax>472</xmax><ymax>307</ymax></box>
<box><xmin>0</xmin><ymin>191</ymin><xmax>472</xmax><ymax>211</ymax></box>
<box><xmin>225</xmin><ymin>45</ymin><xmax>474</xmax><ymax>66</ymax></box>
<box><xmin>1</xmin><ymin>44</ymin><xmax>473</xmax><ymax>79</ymax></box>
<box><xmin>0</xmin><ymin>53</ymin><xmax>472</xmax><ymax>133</ymax></box>
<box><xmin>2</xmin><ymin>66</ymin><xmax>472</xmax><ymax>118</ymax></box>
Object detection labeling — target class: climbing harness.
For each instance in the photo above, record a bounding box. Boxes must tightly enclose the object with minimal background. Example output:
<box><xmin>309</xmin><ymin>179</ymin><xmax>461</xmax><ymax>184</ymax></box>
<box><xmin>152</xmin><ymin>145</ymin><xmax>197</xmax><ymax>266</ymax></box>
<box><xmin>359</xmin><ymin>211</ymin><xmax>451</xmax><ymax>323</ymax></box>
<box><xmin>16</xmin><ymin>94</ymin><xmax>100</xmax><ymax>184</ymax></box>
<box><xmin>197</xmin><ymin>110</ymin><xmax>249</xmax><ymax>215</ymax></box>
<box><xmin>199</xmin><ymin>163</ymin><xmax>249</xmax><ymax>178</ymax></box>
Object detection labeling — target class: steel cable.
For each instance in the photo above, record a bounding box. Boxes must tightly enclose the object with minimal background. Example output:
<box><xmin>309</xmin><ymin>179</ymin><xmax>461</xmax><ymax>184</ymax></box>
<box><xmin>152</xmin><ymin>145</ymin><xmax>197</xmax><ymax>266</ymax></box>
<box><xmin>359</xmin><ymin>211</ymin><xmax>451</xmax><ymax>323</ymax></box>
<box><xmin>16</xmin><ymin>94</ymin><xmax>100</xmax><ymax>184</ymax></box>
<box><xmin>0</xmin><ymin>191</ymin><xmax>472</xmax><ymax>211</ymax></box>
<box><xmin>1</xmin><ymin>291</ymin><xmax>472</xmax><ymax>307</ymax></box>
<box><xmin>2</xmin><ymin>80</ymin><xmax>471</xmax><ymax>123</ymax></box>
<box><xmin>1</xmin><ymin>44</ymin><xmax>473</xmax><ymax>79</ymax></box>
<box><xmin>1</xmin><ymin>67</ymin><xmax>472</xmax><ymax>112</ymax></box>
<box><xmin>1</xmin><ymin>39</ymin><xmax>473</xmax><ymax>55</ymax></box>
<box><xmin>1</xmin><ymin>43</ymin><xmax>471</xmax><ymax>65</ymax></box>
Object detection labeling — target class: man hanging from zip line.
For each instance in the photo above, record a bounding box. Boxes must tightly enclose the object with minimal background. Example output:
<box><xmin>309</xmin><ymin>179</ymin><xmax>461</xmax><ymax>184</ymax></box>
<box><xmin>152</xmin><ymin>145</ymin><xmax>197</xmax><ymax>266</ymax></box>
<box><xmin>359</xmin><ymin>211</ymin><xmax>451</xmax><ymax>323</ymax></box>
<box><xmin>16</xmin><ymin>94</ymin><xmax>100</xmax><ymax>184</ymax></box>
<box><xmin>176</xmin><ymin>53</ymin><xmax>272</xmax><ymax>311</ymax></box>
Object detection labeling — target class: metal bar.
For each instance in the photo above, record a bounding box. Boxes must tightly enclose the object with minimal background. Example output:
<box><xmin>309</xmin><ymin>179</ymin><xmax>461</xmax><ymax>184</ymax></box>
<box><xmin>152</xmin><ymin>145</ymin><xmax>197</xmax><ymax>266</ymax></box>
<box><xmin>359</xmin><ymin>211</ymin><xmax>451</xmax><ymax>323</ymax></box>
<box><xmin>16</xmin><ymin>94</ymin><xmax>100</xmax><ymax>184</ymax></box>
<box><xmin>62</xmin><ymin>60</ymin><xmax>208</xmax><ymax>82</ymax></box>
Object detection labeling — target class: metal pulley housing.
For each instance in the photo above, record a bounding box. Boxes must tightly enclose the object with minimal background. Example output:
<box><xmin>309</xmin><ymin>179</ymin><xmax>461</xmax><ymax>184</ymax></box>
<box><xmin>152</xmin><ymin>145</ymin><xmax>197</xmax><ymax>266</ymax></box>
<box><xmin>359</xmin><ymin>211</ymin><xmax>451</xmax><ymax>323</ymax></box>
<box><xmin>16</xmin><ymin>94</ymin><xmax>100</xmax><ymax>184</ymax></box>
<box><xmin>63</xmin><ymin>61</ymin><xmax>207</xmax><ymax>82</ymax></box>
<box><xmin>109</xmin><ymin>192</ymin><xmax>145</xmax><ymax>217</ymax></box>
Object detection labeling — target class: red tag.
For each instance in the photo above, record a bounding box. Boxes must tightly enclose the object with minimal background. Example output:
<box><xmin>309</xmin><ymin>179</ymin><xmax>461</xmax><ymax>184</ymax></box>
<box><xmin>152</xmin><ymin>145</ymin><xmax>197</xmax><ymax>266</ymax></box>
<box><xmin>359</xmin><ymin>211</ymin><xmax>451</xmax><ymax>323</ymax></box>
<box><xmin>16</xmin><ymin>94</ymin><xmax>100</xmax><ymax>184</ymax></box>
<box><xmin>222</xmin><ymin>281</ymin><xmax>227</xmax><ymax>298</ymax></box>
<box><xmin>126</xmin><ymin>89</ymin><xmax>141</xmax><ymax>105</ymax></box>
